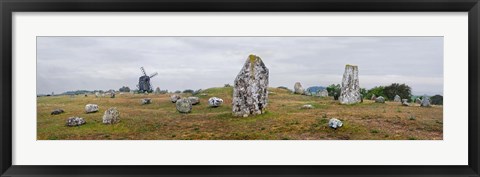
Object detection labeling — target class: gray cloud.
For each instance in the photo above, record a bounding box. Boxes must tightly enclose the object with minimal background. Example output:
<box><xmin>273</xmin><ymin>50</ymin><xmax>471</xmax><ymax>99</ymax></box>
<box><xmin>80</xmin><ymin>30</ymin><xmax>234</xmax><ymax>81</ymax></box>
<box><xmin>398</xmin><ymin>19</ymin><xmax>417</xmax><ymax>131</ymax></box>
<box><xmin>37</xmin><ymin>37</ymin><xmax>443</xmax><ymax>95</ymax></box>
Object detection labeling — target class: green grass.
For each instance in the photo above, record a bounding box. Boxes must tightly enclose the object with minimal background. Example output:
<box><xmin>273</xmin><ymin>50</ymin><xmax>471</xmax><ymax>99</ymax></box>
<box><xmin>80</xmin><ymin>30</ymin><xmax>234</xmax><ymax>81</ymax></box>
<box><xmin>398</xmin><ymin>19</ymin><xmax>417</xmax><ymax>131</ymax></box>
<box><xmin>37</xmin><ymin>87</ymin><xmax>444</xmax><ymax>140</ymax></box>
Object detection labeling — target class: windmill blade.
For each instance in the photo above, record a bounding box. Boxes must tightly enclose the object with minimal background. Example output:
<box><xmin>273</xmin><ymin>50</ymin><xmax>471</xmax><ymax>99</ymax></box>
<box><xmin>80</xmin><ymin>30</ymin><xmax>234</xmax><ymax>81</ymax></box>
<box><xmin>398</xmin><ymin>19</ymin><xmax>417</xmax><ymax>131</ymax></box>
<box><xmin>140</xmin><ymin>67</ymin><xmax>147</xmax><ymax>76</ymax></box>
<box><xmin>149</xmin><ymin>72</ymin><xmax>158</xmax><ymax>78</ymax></box>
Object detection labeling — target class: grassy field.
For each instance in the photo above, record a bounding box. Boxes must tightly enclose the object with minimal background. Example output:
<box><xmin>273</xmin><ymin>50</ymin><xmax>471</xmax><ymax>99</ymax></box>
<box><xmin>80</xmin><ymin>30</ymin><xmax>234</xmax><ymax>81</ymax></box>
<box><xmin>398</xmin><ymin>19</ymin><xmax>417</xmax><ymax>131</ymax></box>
<box><xmin>37</xmin><ymin>87</ymin><xmax>443</xmax><ymax>140</ymax></box>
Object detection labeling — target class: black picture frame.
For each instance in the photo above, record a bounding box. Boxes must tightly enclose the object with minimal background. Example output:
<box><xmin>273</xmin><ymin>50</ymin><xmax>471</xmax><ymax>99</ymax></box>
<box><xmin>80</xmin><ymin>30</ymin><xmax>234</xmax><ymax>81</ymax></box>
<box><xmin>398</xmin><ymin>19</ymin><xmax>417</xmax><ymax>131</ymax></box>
<box><xmin>1</xmin><ymin>0</ymin><xmax>479</xmax><ymax>176</ymax></box>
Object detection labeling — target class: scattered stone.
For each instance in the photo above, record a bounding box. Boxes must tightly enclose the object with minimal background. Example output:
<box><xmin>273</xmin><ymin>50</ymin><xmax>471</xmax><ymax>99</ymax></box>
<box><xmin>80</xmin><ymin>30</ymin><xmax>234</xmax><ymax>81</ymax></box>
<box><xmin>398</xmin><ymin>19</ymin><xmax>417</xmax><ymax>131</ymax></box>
<box><xmin>268</xmin><ymin>91</ymin><xmax>276</xmax><ymax>95</ymax></box>
<box><xmin>339</xmin><ymin>65</ymin><xmax>361</xmax><ymax>104</ymax></box>
<box><xmin>232</xmin><ymin>55</ymin><xmax>269</xmax><ymax>117</ymax></box>
<box><xmin>208</xmin><ymin>97</ymin><xmax>224</xmax><ymax>107</ymax></box>
<box><xmin>95</xmin><ymin>92</ymin><xmax>100</xmax><ymax>98</ymax></box>
<box><xmin>188</xmin><ymin>97</ymin><xmax>200</xmax><ymax>105</ymax></box>
<box><xmin>371</xmin><ymin>94</ymin><xmax>377</xmax><ymax>100</ymax></box>
<box><xmin>305</xmin><ymin>91</ymin><xmax>312</xmax><ymax>96</ymax></box>
<box><xmin>416</xmin><ymin>98</ymin><xmax>422</xmax><ymax>104</ymax></box>
<box><xmin>170</xmin><ymin>94</ymin><xmax>181</xmax><ymax>103</ymax></box>
<box><xmin>294</xmin><ymin>82</ymin><xmax>305</xmax><ymax>95</ymax></box>
<box><xmin>176</xmin><ymin>98</ymin><xmax>192</xmax><ymax>113</ymax></box>
<box><xmin>375</xmin><ymin>96</ymin><xmax>385</xmax><ymax>103</ymax></box>
<box><xmin>394</xmin><ymin>95</ymin><xmax>401</xmax><ymax>102</ymax></box>
<box><xmin>328</xmin><ymin>118</ymin><xmax>343</xmax><ymax>129</ymax></box>
<box><xmin>51</xmin><ymin>109</ymin><xmax>64</xmax><ymax>115</ymax></box>
<box><xmin>301</xmin><ymin>104</ymin><xmax>314</xmax><ymax>109</ymax></box>
<box><xmin>200</xmin><ymin>93</ymin><xmax>208</xmax><ymax>96</ymax></box>
<box><xmin>102</xmin><ymin>107</ymin><xmax>120</xmax><ymax>124</ymax></box>
<box><xmin>402</xmin><ymin>99</ymin><xmax>409</xmax><ymax>106</ymax></box>
<box><xmin>316</xmin><ymin>89</ymin><xmax>329</xmax><ymax>97</ymax></box>
<box><xmin>85</xmin><ymin>104</ymin><xmax>99</xmax><ymax>113</ymax></box>
<box><xmin>66</xmin><ymin>117</ymin><xmax>86</xmax><ymax>127</ymax></box>
<box><xmin>141</xmin><ymin>98</ymin><xmax>151</xmax><ymax>105</ymax></box>
<box><xmin>421</xmin><ymin>95</ymin><xmax>431</xmax><ymax>107</ymax></box>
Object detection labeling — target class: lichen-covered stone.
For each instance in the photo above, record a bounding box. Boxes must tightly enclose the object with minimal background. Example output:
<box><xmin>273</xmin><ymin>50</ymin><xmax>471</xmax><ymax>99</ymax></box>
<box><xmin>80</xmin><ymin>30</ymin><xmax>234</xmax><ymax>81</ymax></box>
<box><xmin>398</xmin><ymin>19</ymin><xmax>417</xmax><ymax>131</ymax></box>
<box><xmin>85</xmin><ymin>104</ymin><xmax>99</xmax><ymax>113</ymax></box>
<box><xmin>208</xmin><ymin>97</ymin><xmax>223</xmax><ymax>107</ymax></box>
<box><xmin>421</xmin><ymin>95</ymin><xmax>431</xmax><ymax>107</ymax></box>
<box><xmin>232</xmin><ymin>55</ymin><xmax>269</xmax><ymax>117</ymax></box>
<box><xmin>66</xmin><ymin>117</ymin><xmax>86</xmax><ymax>127</ymax></box>
<box><xmin>102</xmin><ymin>107</ymin><xmax>120</xmax><ymax>124</ymax></box>
<box><xmin>141</xmin><ymin>98</ymin><xmax>151</xmax><ymax>105</ymax></box>
<box><xmin>375</xmin><ymin>96</ymin><xmax>385</xmax><ymax>103</ymax></box>
<box><xmin>188</xmin><ymin>97</ymin><xmax>200</xmax><ymax>105</ymax></box>
<box><xmin>316</xmin><ymin>89</ymin><xmax>329</xmax><ymax>97</ymax></box>
<box><xmin>394</xmin><ymin>95</ymin><xmax>401</xmax><ymax>102</ymax></box>
<box><xmin>301</xmin><ymin>104</ymin><xmax>314</xmax><ymax>109</ymax></box>
<box><xmin>51</xmin><ymin>108</ymin><xmax>64</xmax><ymax>115</ymax></box>
<box><xmin>339</xmin><ymin>65</ymin><xmax>361</xmax><ymax>104</ymax></box>
<box><xmin>176</xmin><ymin>98</ymin><xmax>192</xmax><ymax>113</ymax></box>
<box><xmin>416</xmin><ymin>98</ymin><xmax>422</xmax><ymax>104</ymax></box>
<box><xmin>328</xmin><ymin>118</ymin><xmax>343</xmax><ymax>129</ymax></box>
<box><xmin>294</xmin><ymin>82</ymin><xmax>305</xmax><ymax>95</ymax></box>
<box><xmin>170</xmin><ymin>94</ymin><xmax>181</xmax><ymax>103</ymax></box>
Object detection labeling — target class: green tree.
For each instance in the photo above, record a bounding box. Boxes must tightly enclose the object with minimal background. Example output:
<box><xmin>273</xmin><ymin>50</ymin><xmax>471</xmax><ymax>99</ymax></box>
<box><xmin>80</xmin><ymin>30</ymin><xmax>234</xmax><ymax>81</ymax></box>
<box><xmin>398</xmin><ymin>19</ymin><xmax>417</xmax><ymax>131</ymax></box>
<box><xmin>365</xmin><ymin>86</ymin><xmax>386</xmax><ymax>100</ymax></box>
<box><xmin>326</xmin><ymin>84</ymin><xmax>341</xmax><ymax>100</ymax></box>
<box><xmin>430</xmin><ymin>95</ymin><xmax>443</xmax><ymax>105</ymax></box>
<box><xmin>119</xmin><ymin>86</ymin><xmax>130</xmax><ymax>92</ymax></box>
<box><xmin>383</xmin><ymin>83</ymin><xmax>412</xmax><ymax>100</ymax></box>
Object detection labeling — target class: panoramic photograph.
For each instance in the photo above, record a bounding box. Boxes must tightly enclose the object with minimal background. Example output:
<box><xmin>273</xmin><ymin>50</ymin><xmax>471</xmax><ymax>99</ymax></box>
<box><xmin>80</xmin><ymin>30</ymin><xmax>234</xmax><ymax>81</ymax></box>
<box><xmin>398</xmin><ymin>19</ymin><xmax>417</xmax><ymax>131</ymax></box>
<box><xmin>37</xmin><ymin>36</ymin><xmax>443</xmax><ymax>140</ymax></box>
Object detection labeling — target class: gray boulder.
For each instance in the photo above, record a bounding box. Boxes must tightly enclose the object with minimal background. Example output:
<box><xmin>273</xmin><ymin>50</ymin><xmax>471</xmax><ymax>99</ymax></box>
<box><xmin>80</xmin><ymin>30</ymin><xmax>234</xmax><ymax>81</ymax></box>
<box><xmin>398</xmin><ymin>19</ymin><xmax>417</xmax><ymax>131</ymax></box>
<box><xmin>394</xmin><ymin>95</ymin><xmax>401</xmax><ymax>102</ymax></box>
<box><xmin>85</xmin><ymin>104</ymin><xmax>99</xmax><ymax>113</ymax></box>
<box><xmin>421</xmin><ymin>95</ymin><xmax>431</xmax><ymax>107</ymax></box>
<box><xmin>293</xmin><ymin>82</ymin><xmax>305</xmax><ymax>95</ymax></box>
<box><xmin>208</xmin><ymin>97</ymin><xmax>223</xmax><ymax>107</ymax></box>
<box><xmin>188</xmin><ymin>97</ymin><xmax>200</xmax><ymax>105</ymax></box>
<box><xmin>170</xmin><ymin>94</ymin><xmax>181</xmax><ymax>103</ymax></box>
<box><xmin>339</xmin><ymin>65</ymin><xmax>361</xmax><ymax>104</ymax></box>
<box><xmin>328</xmin><ymin>118</ymin><xmax>343</xmax><ymax>129</ymax></box>
<box><xmin>316</xmin><ymin>89</ymin><xmax>329</xmax><ymax>97</ymax></box>
<box><xmin>102</xmin><ymin>107</ymin><xmax>120</xmax><ymax>124</ymax></box>
<box><xmin>110</xmin><ymin>92</ymin><xmax>115</xmax><ymax>98</ymax></box>
<box><xmin>371</xmin><ymin>94</ymin><xmax>376</xmax><ymax>100</ymax></box>
<box><xmin>305</xmin><ymin>91</ymin><xmax>312</xmax><ymax>96</ymax></box>
<box><xmin>66</xmin><ymin>117</ymin><xmax>86</xmax><ymax>127</ymax></box>
<box><xmin>402</xmin><ymin>99</ymin><xmax>409</xmax><ymax>106</ymax></box>
<box><xmin>176</xmin><ymin>98</ymin><xmax>192</xmax><ymax>113</ymax></box>
<box><xmin>141</xmin><ymin>98</ymin><xmax>151</xmax><ymax>105</ymax></box>
<box><xmin>232</xmin><ymin>55</ymin><xmax>269</xmax><ymax>117</ymax></box>
<box><xmin>375</xmin><ymin>96</ymin><xmax>385</xmax><ymax>103</ymax></box>
<box><xmin>51</xmin><ymin>109</ymin><xmax>64</xmax><ymax>115</ymax></box>
<box><xmin>416</xmin><ymin>98</ymin><xmax>422</xmax><ymax>104</ymax></box>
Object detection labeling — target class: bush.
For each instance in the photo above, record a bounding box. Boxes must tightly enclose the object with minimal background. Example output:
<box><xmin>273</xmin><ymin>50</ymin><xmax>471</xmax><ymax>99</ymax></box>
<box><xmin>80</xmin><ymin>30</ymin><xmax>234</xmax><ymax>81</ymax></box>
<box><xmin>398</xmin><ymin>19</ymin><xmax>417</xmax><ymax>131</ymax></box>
<box><xmin>326</xmin><ymin>84</ymin><xmax>341</xmax><ymax>100</ymax></box>
<box><xmin>183</xmin><ymin>89</ymin><xmax>194</xmax><ymax>94</ymax></box>
<box><xmin>430</xmin><ymin>95</ymin><xmax>443</xmax><ymax>105</ymax></box>
<box><xmin>383</xmin><ymin>83</ymin><xmax>412</xmax><ymax>100</ymax></box>
<box><xmin>174</xmin><ymin>90</ymin><xmax>181</xmax><ymax>93</ymax></box>
<box><xmin>365</xmin><ymin>86</ymin><xmax>386</xmax><ymax>100</ymax></box>
<box><xmin>119</xmin><ymin>86</ymin><xmax>130</xmax><ymax>92</ymax></box>
<box><xmin>224</xmin><ymin>84</ymin><xmax>232</xmax><ymax>87</ymax></box>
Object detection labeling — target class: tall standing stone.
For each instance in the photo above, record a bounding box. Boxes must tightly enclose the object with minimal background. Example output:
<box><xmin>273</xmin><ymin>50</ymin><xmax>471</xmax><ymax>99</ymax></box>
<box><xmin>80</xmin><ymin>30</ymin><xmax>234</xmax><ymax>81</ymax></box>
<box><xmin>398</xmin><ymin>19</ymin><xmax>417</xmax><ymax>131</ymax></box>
<box><xmin>339</xmin><ymin>65</ymin><xmax>361</xmax><ymax>104</ymax></box>
<box><xmin>232</xmin><ymin>55</ymin><xmax>269</xmax><ymax>117</ymax></box>
<box><xmin>293</xmin><ymin>82</ymin><xmax>305</xmax><ymax>95</ymax></box>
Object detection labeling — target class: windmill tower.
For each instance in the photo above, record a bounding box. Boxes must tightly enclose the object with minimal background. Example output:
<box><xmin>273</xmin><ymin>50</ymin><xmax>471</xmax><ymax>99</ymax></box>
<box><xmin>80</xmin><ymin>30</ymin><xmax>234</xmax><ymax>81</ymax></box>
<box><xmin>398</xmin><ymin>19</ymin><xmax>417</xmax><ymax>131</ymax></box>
<box><xmin>137</xmin><ymin>67</ymin><xmax>158</xmax><ymax>93</ymax></box>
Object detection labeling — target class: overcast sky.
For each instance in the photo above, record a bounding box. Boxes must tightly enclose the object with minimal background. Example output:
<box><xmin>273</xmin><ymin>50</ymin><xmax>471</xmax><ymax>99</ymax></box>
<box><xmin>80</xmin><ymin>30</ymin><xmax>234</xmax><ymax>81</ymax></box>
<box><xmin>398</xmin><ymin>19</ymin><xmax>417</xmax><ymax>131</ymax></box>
<box><xmin>37</xmin><ymin>37</ymin><xmax>443</xmax><ymax>95</ymax></box>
